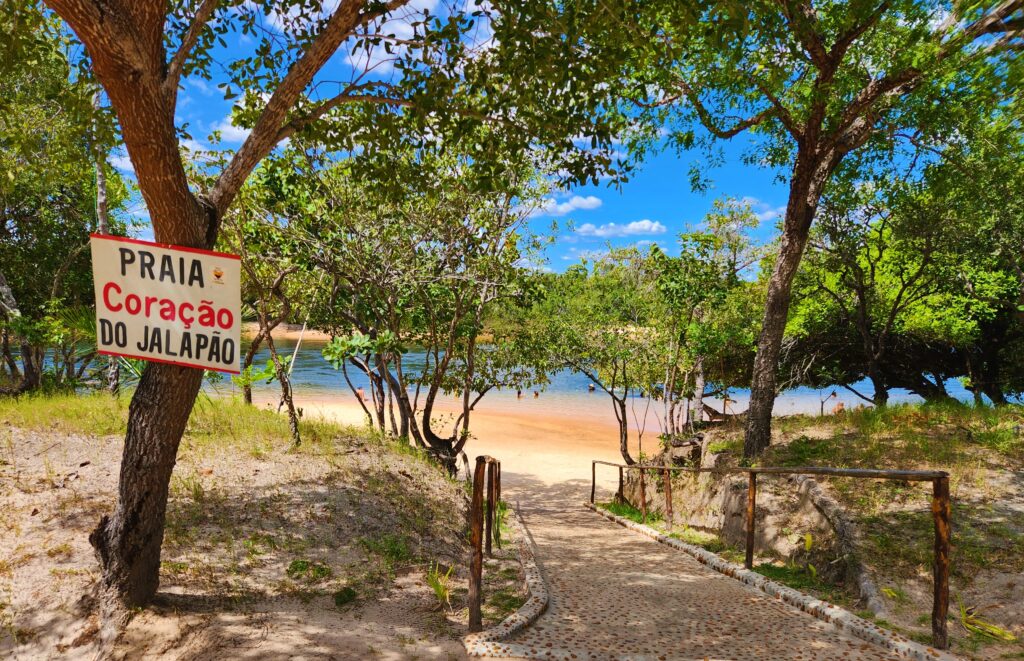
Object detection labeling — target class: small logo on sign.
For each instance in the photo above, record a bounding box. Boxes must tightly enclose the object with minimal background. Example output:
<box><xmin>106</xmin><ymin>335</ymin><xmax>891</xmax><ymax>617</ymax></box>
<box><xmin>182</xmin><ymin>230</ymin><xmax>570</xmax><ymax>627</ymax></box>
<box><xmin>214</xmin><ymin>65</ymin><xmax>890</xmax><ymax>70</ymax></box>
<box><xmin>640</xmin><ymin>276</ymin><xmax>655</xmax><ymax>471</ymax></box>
<box><xmin>212</xmin><ymin>267</ymin><xmax>224</xmax><ymax>284</ymax></box>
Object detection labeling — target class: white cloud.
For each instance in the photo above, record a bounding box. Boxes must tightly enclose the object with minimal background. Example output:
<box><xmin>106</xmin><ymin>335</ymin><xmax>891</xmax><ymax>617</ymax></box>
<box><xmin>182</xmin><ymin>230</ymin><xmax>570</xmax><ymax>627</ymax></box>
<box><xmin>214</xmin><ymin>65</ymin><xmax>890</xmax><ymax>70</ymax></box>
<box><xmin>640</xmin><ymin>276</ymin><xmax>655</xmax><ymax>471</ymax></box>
<box><xmin>562</xmin><ymin>246</ymin><xmax>608</xmax><ymax>262</ymax></box>
<box><xmin>211</xmin><ymin>116</ymin><xmax>252</xmax><ymax>144</ymax></box>
<box><xmin>576</xmin><ymin>219</ymin><xmax>666</xmax><ymax>238</ymax></box>
<box><xmin>179</xmin><ymin>138</ymin><xmax>207</xmax><ymax>153</ymax></box>
<box><xmin>186</xmin><ymin>77</ymin><xmax>215</xmax><ymax>96</ymax></box>
<box><xmin>515</xmin><ymin>258</ymin><xmax>553</xmax><ymax>273</ymax></box>
<box><xmin>109</xmin><ymin>149</ymin><xmax>134</xmax><ymax>173</ymax></box>
<box><xmin>533</xmin><ymin>194</ymin><xmax>602</xmax><ymax>217</ymax></box>
<box><xmin>741</xmin><ymin>196</ymin><xmax>786</xmax><ymax>223</ymax></box>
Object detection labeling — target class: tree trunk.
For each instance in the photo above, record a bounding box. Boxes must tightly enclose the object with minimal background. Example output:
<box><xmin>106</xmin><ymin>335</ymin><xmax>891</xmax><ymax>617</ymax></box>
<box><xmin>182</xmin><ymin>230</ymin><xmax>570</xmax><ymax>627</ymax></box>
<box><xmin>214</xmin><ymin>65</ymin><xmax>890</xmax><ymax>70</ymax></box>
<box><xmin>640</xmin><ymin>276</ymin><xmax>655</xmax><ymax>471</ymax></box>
<box><xmin>383</xmin><ymin>360</ymin><xmax>424</xmax><ymax>447</ymax></box>
<box><xmin>372</xmin><ymin>353</ymin><xmax>387</xmax><ymax>431</ymax></box>
<box><xmin>89</xmin><ymin>363</ymin><xmax>203</xmax><ymax>606</ymax></box>
<box><xmin>869</xmin><ymin>369</ymin><xmax>888</xmax><ymax>407</ymax></box>
<box><xmin>1</xmin><ymin>326</ymin><xmax>19</xmax><ymax>379</ymax></box>
<box><xmin>613</xmin><ymin>393</ymin><xmax>634</xmax><ymax>464</ymax></box>
<box><xmin>744</xmin><ymin>150</ymin><xmax>832</xmax><ymax>458</ymax></box>
<box><xmin>240</xmin><ymin>329</ymin><xmax>266</xmax><ymax>405</ymax></box>
<box><xmin>46</xmin><ymin>0</ymin><xmax>395</xmax><ymax>611</ymax></box>
<box><xmin>743</xmin><ymin>223</ymin><xmax>810</xmax><ymax>456</ymax></box>
<box><xmin>18</xmin><ymin>344</ymin><xmax>42</xmax><ymax>392</ymax></box>
<box><xmin>982</xmin><ymin>383</ymin><xmax>1007</xmax><ymax>406</ymax></box>
<box><xmin>266</xmin><ymin>334</ymin><xmax>300</xmax><ymax>446</ymax></box>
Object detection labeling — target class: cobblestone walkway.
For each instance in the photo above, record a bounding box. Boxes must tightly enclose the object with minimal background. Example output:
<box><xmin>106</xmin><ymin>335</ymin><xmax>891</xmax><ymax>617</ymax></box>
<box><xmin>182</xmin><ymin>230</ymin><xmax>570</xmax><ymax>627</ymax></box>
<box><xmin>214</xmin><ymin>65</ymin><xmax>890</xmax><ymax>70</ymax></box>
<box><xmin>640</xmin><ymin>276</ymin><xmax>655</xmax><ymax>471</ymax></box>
<box><xmin>502</xmin><ymin>497</ymin><xmax>897</xmax><ymax>660</ymax></box>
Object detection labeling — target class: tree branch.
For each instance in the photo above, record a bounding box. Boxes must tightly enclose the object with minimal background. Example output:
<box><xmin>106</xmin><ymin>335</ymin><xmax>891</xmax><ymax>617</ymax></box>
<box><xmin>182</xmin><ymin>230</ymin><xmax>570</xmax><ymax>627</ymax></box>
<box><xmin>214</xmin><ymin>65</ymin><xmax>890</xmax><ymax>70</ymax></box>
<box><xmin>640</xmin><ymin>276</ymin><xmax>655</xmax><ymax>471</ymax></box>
<box><xmin>829</xmin><ymin>1</ymin><xmax>891</xmax><ymax>61</ymax></box>
<box><xmin>163</xmin><ymin>0</ymin><xmax>219</xmax><ymax>103</ymax></box>
<box><xmin>210</xmin><ymin>0</ymin><xmax>411</xmax><ymax>215</ymax></box>
<box><xmin>677</xmin><ymin>82</ymin><xmax>774</xmax><ymax>139</ymax></box>
<box><xmin>776</xmin><ymin>0</ymin><xmax>830</xmax><ymax>69</ymax></box>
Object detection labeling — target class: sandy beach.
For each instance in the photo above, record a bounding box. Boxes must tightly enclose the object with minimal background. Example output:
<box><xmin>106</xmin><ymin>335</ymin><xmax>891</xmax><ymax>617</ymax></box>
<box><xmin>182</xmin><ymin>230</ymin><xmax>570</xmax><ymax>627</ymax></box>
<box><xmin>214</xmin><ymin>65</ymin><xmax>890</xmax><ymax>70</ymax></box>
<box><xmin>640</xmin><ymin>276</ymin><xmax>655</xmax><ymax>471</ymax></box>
<box><xmin>242</xmin><ymin>322</ymin><xmax>333</xmax><ymax>342</ymax></box>
<box><xmin>250</xmin><ymin>390</ymin><xmax>654</xmax><ymax>498</ymax></box>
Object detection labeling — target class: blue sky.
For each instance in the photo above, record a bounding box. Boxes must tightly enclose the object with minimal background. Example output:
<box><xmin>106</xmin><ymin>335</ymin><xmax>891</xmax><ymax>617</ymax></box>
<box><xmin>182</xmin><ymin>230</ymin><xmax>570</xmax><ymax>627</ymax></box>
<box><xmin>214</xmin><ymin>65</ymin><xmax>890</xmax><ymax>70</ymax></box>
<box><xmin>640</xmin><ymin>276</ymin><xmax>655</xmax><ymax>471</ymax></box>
<box><xmin>526</xmin><ymin>141</ymin><xmax>788</xmax><ymax>269</ymax></box>
<box><xmin>109</xmin><ymin>1</ymin><xmax>790</xmax><ymax>270</ymax></box>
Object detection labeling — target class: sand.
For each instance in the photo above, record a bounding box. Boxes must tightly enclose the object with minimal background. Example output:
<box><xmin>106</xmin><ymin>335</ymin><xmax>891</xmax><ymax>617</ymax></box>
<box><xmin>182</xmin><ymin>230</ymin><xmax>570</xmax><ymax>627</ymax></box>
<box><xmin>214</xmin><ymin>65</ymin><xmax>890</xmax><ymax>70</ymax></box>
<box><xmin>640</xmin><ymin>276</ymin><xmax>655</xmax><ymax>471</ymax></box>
<box><xmin>251</xmin><ymin>390</ymin><xmax>657</xmax><ymax>501</ymax></box>
<box><xmin>0</xmin><ymin>421</ymin><xmax>475</xmax><ymax>659</ymax></box>
<box><xmin>241</xmin><ymin>322</ymin><xmax>332</xmax><ymax>342</ymax></box>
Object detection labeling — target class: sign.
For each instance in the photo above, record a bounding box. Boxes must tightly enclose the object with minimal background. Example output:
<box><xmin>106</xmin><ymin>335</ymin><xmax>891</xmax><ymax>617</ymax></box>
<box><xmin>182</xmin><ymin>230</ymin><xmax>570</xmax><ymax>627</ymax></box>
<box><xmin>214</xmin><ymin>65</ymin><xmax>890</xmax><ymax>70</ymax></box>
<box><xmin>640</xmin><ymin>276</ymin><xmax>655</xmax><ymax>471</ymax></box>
<box><xmin>90</xmin><ymin>234</ymin><xmax>241</xmax><ymax>373</ymax></box>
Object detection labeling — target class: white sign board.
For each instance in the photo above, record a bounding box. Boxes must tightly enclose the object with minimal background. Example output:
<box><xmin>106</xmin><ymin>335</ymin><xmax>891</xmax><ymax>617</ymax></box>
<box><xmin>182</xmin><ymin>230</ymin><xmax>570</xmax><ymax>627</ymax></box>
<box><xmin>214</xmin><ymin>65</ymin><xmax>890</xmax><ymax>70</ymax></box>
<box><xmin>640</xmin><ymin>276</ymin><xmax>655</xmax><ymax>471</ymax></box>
<box><xmin>90</xmin><ymin>234</ymin><xmax>241</xmax><ymax>373</ymax></box>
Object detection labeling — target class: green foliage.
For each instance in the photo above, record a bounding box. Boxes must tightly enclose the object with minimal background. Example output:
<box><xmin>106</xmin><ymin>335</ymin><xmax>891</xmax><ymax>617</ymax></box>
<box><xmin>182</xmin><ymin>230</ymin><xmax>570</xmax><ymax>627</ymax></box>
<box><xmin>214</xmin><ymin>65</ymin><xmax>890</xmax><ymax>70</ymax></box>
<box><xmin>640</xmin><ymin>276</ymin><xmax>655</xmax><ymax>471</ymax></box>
<box><xmin>286</xmin><ymin>559</ymin><xmax>332</xmax><ymax>583</ymax></box>
<box><xmin>425</xmin><ymin>562</ymin><xmax>455</xmax><ymax>611</ymax></box>
<box><xmin>232</xmin><ymin>355</ymin><xmax>293</xmax><ymax>390</ymax></box>
<box><xmin>670</xmin><ymin>526</ymin><xmax>727</xmax><ymax>554</ymax></box>
<box><xmin>753</xmin><ymin>563</ymin><xmax>843</xmax><ymax>605</ymax></box>
<box><xmin>360</xmin><ymin>534</ymin><xmax>413</xmax><ymax>569</ymax></box>
<box><xmin>333</xmin><ymin>586</ymin><xmax>357</xmax><ymax>608</ymax></box>
<box><xmin>0</xmin><ymin>2</ymin><xmax>128</xmax><ymax>389</ymax></box>
<box><xmin>598</xmin><ymin>500</ymin><xmax>661</xmax><ymax>524</ymax></box>
<box><xmin>494</xmin><ymin>500</ymin><xmax>509</xmax><ymax>547</ymax></box>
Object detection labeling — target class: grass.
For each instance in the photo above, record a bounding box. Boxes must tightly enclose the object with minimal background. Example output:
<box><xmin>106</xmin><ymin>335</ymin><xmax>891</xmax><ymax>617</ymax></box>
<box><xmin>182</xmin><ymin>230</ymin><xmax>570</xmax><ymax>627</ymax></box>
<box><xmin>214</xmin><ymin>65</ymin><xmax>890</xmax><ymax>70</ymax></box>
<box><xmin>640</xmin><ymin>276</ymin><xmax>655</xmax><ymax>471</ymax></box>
<box><xmin>486</xmin><ymin>586</ymin><xmax>526</xmax><ymax>613</ymax></box>
<box><xmin>597</xmin><ymin>499</ymin><xmax>662</xmax><ymax>524</ymax></box>
<box><xmin>360</xmin><ymin>533</ymin><xmax>413</xmax><ymax>571</ymax></box>
<box><xmin>425</xmin><ymin>562</ymin><xmax>455</xmax><ymax>611</ymax></box>
<box><xmin>768</xmin><ymin>402</ymin><xmax>1024</xmax><ymax>470</ymax></box>
<box><xmin>0</xmin><ymin>391</ymin><xmax>364</xmax><ymax>457</ymax></box>
<box><xmin>752</xmin><ymin>562</ymin><xmax>848</xmax><ymax>606</ymax></box>
<box><xmin>333</xmin><ymin>586</ymin><xmax>358</xmax><ymax>607</ymax></box>
<box><xmin>669</xmin><ymin>526</ymin><xmax>727</xmax><ymax>553</ymax></box>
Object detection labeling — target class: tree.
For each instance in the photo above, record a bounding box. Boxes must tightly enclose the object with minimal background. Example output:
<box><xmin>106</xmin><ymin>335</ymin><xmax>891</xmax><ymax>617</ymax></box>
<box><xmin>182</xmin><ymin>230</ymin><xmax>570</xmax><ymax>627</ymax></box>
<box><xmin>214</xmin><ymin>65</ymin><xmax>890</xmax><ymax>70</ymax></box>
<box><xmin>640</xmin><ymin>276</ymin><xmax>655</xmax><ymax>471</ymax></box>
<box><xmin>303</xmin><ymin>146</ymin><xmax>547</xmax><ymax>469</ymax></box>
<box><xmin>622</xmin><ymin>0</ymin><xmax>1023</xmax><ymax>456</ymax></box>
<box><xmin>785</xmin><ymin>113</ymin><xmax>1024</xmax><ymax>406</ymax></box>
<box><xmin>648</xmin><ymin>198</ymin><xmax>760</xmax><ymax>436</ymax></box>
<box><xmin>532</xmin><ymin>248</ymin><xmax>661</xmax><ymax>464</ymax></box>
<box><xmin>788</xmin><ymin>183</ymin><xmax>953</xmax><ymax>405</ymax></box>
<box><xmin>1</xmin><ymin>3</ymin><xmax>126</xmax><ymax>393</ymax></box>
<box><xmin>40</xmin><ymin>0</ymin><xmax>631</xmax><ymax>608</ymax></box>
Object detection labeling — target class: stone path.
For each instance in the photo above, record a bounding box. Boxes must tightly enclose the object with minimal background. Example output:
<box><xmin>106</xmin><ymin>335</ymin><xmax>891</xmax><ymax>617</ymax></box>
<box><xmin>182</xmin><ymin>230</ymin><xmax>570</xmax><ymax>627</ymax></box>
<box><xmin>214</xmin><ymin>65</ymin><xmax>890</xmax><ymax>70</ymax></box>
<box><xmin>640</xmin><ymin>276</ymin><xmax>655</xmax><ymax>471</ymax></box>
<box><xmin>500</xmin><ymin>496</ymin><xmax>898</xmax><ymax>660</ymax></box>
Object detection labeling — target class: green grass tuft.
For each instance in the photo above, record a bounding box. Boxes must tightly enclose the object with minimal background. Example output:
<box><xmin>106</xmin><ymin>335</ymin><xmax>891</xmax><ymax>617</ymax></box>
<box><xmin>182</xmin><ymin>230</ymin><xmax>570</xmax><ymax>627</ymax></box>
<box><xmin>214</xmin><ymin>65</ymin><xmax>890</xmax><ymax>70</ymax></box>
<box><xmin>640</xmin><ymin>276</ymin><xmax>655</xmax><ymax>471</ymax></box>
<box><xmin>333</xmin><ymin>586</ymin><xmax>357</xmax><ymax>607</ymax></box>
<box><xmin>597</xmin><ymin>500</ymin><xmax>662</xmax><ymax>524</ymax></box>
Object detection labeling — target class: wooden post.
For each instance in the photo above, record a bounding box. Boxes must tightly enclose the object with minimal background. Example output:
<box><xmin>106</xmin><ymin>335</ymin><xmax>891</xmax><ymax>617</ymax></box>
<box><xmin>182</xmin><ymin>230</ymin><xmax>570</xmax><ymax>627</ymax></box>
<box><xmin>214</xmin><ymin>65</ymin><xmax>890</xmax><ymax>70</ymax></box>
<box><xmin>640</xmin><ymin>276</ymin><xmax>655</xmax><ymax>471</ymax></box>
<box><xmin>663</xmin><ymin>468</ymin><xmax>673</xmax><ymax>529</ymax></box>
<box><xmin>495</xmin><ymin>461</ymin><xmax>502</xmax><ymax>549</ymax></box>
<box><xmin>486</xmin><ymin>460</ymin><xmax>496</xmax><ymax>557</ymax></box>
<box><xmin>932</xmin><ymin>475</ymin><xmax>951</xmax><ymax>649</ymax></box>
<box><xmin>745</xmin><ymin>472</ymin><xmax>757</xmax><ymax>570</ymax></box>
<box><xmin>468</xmin><ymin>456</ymin><xmax>486</xmax><ymax>632</ymax></box>
<box><xmin>591</xmin><ymin>461</ymin><xmax>596</xmax><ymax>504</ymax></box>
<box><xmin>639</xmin><ymin>467</ymin><xmax>648</xmax><ymax>523</ymax></box>
<box><xmin>617</xmin><ymin>466</ymin><xmax>624</xmax><ymax>503</ymax></box>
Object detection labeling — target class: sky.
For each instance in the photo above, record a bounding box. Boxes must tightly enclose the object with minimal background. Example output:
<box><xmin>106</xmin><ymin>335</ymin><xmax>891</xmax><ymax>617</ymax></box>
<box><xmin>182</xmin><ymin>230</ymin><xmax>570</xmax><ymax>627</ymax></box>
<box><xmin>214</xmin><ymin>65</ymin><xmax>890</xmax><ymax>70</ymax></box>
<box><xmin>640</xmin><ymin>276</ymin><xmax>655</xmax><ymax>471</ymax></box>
<box><xmin>108</xmin><ymin>1</ymin><xmax>791</xmax><ymax>270</ymax></box>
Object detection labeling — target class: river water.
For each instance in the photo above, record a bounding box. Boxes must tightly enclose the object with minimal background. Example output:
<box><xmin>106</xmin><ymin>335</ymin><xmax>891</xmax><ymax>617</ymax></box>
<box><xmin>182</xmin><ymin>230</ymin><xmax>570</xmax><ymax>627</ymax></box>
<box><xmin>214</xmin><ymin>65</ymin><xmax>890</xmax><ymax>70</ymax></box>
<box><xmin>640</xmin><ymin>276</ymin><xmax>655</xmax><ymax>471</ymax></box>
<box><xmin>226</xmin><ymin>336</ymin><xmax>985</xmax><ymax>419</ymax></box>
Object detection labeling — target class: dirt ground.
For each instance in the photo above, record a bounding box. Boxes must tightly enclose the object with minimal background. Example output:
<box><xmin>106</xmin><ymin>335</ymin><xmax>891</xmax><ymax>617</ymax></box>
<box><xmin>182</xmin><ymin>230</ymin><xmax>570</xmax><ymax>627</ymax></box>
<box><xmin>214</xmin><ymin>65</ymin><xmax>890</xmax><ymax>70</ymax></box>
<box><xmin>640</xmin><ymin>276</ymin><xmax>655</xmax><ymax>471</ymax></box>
<box><xmin>0</xmin><ymin>417</ymin><xmax>528</xmax><ymax>660</ymax></box>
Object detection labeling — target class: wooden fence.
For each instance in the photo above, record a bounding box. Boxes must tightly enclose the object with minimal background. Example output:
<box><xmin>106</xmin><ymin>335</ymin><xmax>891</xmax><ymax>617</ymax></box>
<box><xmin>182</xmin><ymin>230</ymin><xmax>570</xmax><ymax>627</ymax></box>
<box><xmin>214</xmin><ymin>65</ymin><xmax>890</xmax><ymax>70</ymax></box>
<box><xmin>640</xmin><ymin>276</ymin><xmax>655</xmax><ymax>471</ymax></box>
<box><xmin>468</xmin><ymin>454</ymin><xmax>502</xmax><ymax>633</ymax></box>
<box><xmin>591</xmin><ymin>460</ymin><xmax>951</xmax><ymax>649</ymax></box>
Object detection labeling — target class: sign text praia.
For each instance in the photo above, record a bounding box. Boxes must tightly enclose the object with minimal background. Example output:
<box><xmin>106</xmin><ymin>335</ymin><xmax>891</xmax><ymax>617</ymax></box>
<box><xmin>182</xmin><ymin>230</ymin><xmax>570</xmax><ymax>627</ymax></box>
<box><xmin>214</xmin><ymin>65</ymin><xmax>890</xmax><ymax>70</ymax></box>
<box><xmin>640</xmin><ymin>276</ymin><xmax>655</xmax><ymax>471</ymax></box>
<box><xmin>90</xmin><ymin>235</ymin><xmax>241</xmax><ymax>373</ymax></box>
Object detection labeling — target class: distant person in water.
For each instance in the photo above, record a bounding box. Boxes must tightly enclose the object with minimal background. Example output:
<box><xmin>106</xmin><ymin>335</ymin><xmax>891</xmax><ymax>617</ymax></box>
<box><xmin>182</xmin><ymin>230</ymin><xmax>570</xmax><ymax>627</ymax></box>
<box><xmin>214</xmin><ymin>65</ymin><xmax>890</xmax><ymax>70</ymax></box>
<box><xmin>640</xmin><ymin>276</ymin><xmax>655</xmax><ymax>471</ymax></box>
<box><xmin>517</xmin><ymin>389</ymin><xmax>523</xmax><ymax>399</ymax></box>
<box><xmin>533</xmin><ymin>391</ymin><xmax>539</xmax><ymax>398</ymax></box>
<box><xmin>588</xmin><ymin>383</ymin><xmax>595</xmax><ymax>392</ymax></box>
<box><xmin>356</xmin><ymin>387</ymin><xmax>365</xmax><ymax>402</ymax></box>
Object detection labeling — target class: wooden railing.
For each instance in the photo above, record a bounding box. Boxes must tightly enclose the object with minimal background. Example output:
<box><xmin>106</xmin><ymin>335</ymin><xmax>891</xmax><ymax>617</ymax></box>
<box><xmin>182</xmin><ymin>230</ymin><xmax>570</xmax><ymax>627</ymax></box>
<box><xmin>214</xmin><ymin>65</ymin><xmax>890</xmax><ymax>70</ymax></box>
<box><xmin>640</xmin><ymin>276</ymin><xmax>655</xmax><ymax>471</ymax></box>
<box><xmin>591</xmin><ymin>460</ymin><xmax>952</xmax><ymax>649</ymax></box>
<box><xmin>468</xmin><ymin>455</ymin><xmax>502</xmax><ymax>633</ymax></box>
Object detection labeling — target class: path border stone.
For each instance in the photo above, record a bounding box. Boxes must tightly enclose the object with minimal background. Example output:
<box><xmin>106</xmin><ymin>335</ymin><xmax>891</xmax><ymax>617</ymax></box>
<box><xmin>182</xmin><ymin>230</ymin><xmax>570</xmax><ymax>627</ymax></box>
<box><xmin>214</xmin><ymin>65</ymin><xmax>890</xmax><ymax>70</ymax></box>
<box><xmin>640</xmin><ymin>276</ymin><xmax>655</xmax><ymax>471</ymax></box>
<box><xmin>464</xmin><ymin>505</ymin><xmax>550</xmax><ymax>658</ymax></box>
<box><xmin>586</xmin><ymin>502</ymin><xmax>958</xmax><ymax>661</ymax></box>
